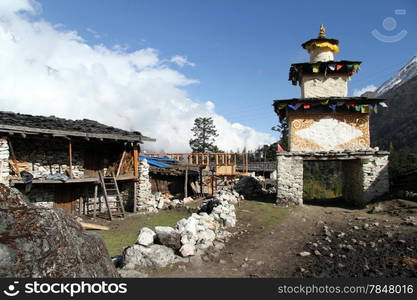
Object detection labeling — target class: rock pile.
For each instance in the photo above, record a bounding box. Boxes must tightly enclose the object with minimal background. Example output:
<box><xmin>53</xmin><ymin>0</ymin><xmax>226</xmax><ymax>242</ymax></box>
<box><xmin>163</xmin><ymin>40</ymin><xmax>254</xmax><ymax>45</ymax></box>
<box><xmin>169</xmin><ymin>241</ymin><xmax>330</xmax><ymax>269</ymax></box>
<box><xmin>0</xmin><ymin>184</ymin><xmax>118</xmax><ymax>277</ymax></box>
<box><xmin>122</xmin><ymin>188</ymin><xmax>239</xmax><ymax>272</ymax></box>
<box><xmin>212</xmin><ymin>186</ymin><xmax>242</xmax><ymax>205</ymax></box>
<box><xmin>235</xmin><ymin>176</ymin><xmax>266</xmax><ymax>198</ymax></box>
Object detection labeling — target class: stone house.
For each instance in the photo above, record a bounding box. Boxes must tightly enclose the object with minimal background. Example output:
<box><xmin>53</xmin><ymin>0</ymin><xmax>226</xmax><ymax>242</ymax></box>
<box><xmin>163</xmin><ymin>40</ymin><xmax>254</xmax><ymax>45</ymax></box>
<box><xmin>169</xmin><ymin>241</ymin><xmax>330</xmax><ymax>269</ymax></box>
<box><xmin>0</xmin><ymin>111</ymin><xmax>155</xmax><ymax>215</ymax></box>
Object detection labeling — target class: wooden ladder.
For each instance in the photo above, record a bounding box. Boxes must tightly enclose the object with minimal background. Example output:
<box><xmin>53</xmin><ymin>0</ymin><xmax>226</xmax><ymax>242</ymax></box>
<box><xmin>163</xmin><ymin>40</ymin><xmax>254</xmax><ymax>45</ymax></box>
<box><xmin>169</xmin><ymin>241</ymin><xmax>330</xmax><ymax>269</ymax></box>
<box><xmin>98</xmin><ymin>171</ymin><xmax>125</xmax><ymax>220</ymax></box>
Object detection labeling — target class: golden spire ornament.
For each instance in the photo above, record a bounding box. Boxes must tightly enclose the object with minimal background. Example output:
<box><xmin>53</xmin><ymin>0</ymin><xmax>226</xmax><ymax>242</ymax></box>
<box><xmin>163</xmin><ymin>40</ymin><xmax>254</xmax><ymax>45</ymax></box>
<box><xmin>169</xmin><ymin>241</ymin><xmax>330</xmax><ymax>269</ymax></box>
<box><xmin>318</xmin><ymin>24</ymin><xmax>326</xmax><ymax>39</ymax></box>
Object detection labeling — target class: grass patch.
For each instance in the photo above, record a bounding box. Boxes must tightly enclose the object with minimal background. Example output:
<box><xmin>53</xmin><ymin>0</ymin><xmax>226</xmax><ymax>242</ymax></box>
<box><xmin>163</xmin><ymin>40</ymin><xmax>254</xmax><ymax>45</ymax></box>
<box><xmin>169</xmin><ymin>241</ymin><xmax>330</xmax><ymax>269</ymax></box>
<box><xmin>92</xmin><ymin>208</ymin><xmax>190</xmax><ymax>257</ymax></box>
<box><xmin>238</xmin><ymin>199</ymin><xmax>290</xmax><ymax>229</ymax></box>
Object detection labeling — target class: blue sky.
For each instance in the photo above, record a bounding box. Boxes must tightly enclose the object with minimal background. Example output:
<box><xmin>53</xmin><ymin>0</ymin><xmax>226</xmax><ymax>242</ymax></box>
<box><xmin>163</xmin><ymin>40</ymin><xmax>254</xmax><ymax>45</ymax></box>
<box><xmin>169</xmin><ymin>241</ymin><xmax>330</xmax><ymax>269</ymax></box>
<box><xmin>35</xmin><ymin>0</ymin><xmax>416</xmax><ymax>135</ymax></box>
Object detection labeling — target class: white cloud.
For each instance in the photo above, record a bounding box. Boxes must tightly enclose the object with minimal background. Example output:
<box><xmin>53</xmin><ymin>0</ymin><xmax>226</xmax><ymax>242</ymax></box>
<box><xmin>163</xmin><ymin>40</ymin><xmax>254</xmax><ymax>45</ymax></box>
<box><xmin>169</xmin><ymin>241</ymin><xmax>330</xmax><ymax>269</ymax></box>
<box><xmin>86</xmin><ymin>28</ymin><xmax>101</xmax><ymax>39</ymax></box>
<box><xmin>0</xmin><ymin>0</ymin><xmax>274</xmax><ymax>152</ymax></box>
<box><xmin>353</xmin><ymin>84</ymin><xmax>377</xmax><ymax>96</ymax></box>
<box><xmin>170</xmin><ymin>55</ymin><xmax>195</xmax><ymax>67</ymax></box>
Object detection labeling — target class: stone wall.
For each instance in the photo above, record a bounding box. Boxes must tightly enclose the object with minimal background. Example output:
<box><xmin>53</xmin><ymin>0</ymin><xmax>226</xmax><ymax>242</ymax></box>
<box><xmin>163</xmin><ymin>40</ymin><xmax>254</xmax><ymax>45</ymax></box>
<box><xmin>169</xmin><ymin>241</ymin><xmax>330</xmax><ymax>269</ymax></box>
<box><xmin>135</xmin><ymin>159</ymin><xmax>153</xmax><ymax>212</ymax></box>
<box><xmin>301</xmin><ymin>76</ymin><xmax>348</xmax><ymax>98</ymax></box>
<box><xmin>342</xmin><ymin>155</ymin><xmax>389</xmax><ymax>206</ymax></box>
<box><xmin>276</xmin><ymin>155</ymin><xmax>303</xmax><ymax>206</ymax></box>
<box><xmin>0</xmin><ymin>138</ymin><xmax>10</xmax><ymax>186</ymax></box>
<box><xmin>360</xmin><ymin>155</ymin><xmax>389</xmax><ymax>204</ymax></box>
<box><xmin>277</xmin><ymin>150</ymin><xmax>389</xmax><ymax>207</ymax></box>
<box><xmin>11</xmin><ymin>136</ymin><xmax>85</xmax><ymax>178</ymax></box>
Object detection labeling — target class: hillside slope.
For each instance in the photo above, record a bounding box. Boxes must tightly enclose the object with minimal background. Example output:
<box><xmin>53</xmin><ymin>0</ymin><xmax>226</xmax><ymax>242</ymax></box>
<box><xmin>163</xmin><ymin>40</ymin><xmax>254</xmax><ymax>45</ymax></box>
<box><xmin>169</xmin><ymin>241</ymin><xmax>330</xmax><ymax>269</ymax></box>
<box><xmin>371</xmin><ymin>74</ymin><xmax>417</xmax><ymax>150</ymax></box>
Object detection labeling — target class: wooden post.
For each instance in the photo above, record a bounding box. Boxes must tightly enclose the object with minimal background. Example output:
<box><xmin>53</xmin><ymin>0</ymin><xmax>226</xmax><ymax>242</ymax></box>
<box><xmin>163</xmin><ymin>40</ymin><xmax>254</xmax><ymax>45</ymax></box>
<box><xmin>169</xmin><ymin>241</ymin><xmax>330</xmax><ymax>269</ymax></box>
<box><xmin>84</xmin><ymin>186</ymin><xmax>89</xmax><ymax>215</ymax></box>
<box><xmin>246</xmin><ymin>152</ymin><xmax>249</xmax><ymax>173</ymax></box>
<box><xmin>199</xmin><ymin>167</ymin><xmax>203</xmax><ymax>195</ymax></box>
<box><xmin>207</xmin><ymin>154</ymin><xmax>210</xmax><ymax>169</ymax></box>
<box><xmin>211</xmin><ymin>171</ymin><xmax>214</xmax><ymax>195</ymax></box>
<box><xmin>133</xmin><ymin>144</ymin><xmax>139</xmax><ymax>177</ymax></box>
<box><xmin>68</xmin><ymin>139</ymin><xmax>73</xmax><ymax>178</ymax></box>
<box><xmin>79</xmin><ymin>195</ymin><xmax>83</xmax><ymax>215</ymax></box>
<box><xmin>184</xmin><ymin>158</ymin><xmax>189</xmax><ymax>198</ymax></box>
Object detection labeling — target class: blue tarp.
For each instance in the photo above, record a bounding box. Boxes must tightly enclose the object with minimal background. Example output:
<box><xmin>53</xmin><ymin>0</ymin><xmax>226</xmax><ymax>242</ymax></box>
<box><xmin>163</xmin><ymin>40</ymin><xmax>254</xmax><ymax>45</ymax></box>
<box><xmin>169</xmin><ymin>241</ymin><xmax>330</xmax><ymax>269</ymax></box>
<box><xmin>139</xmin><ymin>155</ymin><xmax>177</xmax><ymax>168</ymax></box>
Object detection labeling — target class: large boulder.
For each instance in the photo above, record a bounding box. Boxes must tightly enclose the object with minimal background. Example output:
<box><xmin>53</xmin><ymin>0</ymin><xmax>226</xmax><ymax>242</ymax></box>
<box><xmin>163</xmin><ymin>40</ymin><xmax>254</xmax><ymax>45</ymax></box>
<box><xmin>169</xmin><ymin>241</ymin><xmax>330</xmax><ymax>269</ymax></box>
<box><xmin>235</xmin><ymin>176</ymin><xmax>264</xmax><ymax>198</ymax></box>
<box><xmin>154</xmin><ymin>226</ymin><xmax>182</xmax><ymax>250</ymax></box>
<box><xmin>0</xmin><ymin>184</ymin><xmax>119</xmax><ymax>278</ymax></box>
<box><xmin>123</xmin><ymin>244</ymin><xmax>178</xmax><ymax>268</ymax></box>
<box><xmin>137</xmin><ymin>227</ymin><xmax>156</xmax><ymax>246</ymax></box>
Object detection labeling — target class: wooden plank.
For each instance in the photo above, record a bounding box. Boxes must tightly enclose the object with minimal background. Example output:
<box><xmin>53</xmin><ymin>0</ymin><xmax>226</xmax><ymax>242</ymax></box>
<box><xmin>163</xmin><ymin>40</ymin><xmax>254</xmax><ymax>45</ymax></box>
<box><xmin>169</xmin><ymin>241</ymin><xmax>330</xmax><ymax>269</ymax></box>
<box><xmin>116</xmin><ymin>150</ymin><xmax>126</xmax><ymax>177</ymax></box>
<box><xmin>133</xmin><ymin>145</ymin><xmax>139</xmax><ymax>177</ymax></box>
<box><xmin>184</xmin><ymin>161</ymin><xmax>189</xmax><ymax>198</ymax></box>
<box><xmin>79</xmin><ymin>222</ymin><xmax>110</xmax><ymax>231</ymax></box>
<box><xmin>68</xmin><ymin>139</ymin><xmax>74</xmax><ymax>179</ymax></box>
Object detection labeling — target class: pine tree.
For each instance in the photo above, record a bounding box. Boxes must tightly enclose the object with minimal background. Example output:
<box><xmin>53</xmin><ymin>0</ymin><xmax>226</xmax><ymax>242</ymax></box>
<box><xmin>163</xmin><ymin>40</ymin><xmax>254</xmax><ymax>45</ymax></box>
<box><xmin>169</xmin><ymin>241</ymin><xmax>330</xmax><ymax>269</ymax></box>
<box><xmin>189</xmin><ymin>117</ymin><xmax>219</xmax><ymax>153</ymax></box>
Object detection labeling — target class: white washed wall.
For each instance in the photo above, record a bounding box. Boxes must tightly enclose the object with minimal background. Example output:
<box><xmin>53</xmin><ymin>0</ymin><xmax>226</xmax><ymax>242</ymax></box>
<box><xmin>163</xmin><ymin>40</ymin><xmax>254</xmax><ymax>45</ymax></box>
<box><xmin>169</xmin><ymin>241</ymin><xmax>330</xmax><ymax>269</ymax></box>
<box><xmin>301</xmin><ymin>76</ymin><xmax>348</xmax><ymax>98</ymax></box>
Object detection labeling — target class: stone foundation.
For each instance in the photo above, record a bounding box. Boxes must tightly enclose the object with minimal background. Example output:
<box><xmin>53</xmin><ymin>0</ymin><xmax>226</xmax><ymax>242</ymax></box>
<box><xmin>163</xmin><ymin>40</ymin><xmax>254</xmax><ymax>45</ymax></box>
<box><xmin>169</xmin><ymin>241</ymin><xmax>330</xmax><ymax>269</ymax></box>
<box><xmin>0</xmin><ymin>138</ymin><xmax>10</xmax><ymax>186</ymax></box>
<box><xmin>342</xmin><ymin>155</ymin><xmax>389</xmax><ymax>206</ymax></box>
<box><xmin>276</xmin><ymin>155</ymin><xmax>303</xmax><ymax>206</ymax></box>
<box><xmin>276</xmin><ymin>150</ymin><xmax>389</xmax><ymax>207</ymax></box>
<box><xmin>136</xmin><ymin>159</ymin><xmax>155</xmax><ymax>212</ymax></box>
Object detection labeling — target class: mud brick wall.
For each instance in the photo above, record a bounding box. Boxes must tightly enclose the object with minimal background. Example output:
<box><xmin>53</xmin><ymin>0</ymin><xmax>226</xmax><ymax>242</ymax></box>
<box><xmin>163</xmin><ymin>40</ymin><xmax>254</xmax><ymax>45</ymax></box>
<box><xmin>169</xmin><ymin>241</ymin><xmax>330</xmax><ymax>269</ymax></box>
<box><xmin>276</xmin><ymin>155</ymin><xmax>304</xmax><ymax>206</ymax></box>
<box><xmin>10</xmin><ymin>136</ymin><xmax>85</xmax><ymax>178</ymax></box>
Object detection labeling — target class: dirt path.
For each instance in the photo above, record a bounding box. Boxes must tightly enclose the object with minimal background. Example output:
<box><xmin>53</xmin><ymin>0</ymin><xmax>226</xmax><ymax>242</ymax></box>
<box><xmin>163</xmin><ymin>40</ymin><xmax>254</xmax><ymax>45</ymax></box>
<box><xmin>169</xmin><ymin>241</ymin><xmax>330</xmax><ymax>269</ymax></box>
<box><xmin>146</xmin><ymin>199</ymin><xmax>417</xmax><ymax>278</ymax></box>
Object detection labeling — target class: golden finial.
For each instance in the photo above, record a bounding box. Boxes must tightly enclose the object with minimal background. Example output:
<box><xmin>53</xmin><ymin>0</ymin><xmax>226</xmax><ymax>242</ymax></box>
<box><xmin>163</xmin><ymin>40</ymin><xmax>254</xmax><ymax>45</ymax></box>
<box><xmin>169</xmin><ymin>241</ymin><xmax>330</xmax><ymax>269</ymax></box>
<box><xmin>318</xmin><ymin>24</ymin><xmax>326</xmax><ymax>38</ymax></box>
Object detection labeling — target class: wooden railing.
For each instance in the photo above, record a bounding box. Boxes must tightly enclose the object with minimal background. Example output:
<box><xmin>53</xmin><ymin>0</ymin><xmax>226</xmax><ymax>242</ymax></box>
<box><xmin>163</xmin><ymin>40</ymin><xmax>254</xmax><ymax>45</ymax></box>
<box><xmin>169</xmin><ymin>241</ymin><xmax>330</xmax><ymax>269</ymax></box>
<box><xmin>141</xmin><ymin>152</ymin><xmax>249</xmax><ymax>175</ymax></box>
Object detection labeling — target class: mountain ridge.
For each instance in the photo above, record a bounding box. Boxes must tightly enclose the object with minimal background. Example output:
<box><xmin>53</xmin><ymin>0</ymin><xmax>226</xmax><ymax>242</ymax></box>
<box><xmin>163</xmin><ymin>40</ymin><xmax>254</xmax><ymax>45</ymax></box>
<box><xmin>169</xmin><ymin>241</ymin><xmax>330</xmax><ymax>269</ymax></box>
<box><xmin>375</xmin><ymin>54</ymin><xmax>417</xmax><ymax>96</ymax></box>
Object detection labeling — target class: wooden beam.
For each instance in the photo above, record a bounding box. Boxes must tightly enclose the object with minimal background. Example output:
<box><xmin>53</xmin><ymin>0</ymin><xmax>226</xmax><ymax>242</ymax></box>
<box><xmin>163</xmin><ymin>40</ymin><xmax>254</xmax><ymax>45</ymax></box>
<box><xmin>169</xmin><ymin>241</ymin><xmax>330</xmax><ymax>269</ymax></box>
<box><xmin>116</xmin><ymin>150</ymin><xmax>126</xmax><ymax>177</ymax></box>
<box><xmin>79</xmin><ymin>222</ymin><xmax>110</xmax><ymax>231</ymax></box>
<box><xmin>133</xmin><ymin>145</ymin><xmax>139</xmax><ymax>177</ymax></box>
<box><xmin>184</xmin><ymin>160</ymin><xmax>189</xmax><ymax>198</ymax></box>
<box><xmin>68</xmin><ymin>139</ymin><xmax>73</xmax><ymax>179</ymax></box>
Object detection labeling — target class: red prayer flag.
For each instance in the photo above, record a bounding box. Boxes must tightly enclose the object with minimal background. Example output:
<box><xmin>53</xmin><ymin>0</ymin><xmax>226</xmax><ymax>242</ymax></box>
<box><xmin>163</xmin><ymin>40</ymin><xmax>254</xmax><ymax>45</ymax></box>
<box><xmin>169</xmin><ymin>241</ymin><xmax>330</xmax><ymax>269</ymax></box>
<box><xmin>277</xmin><ymin>144</ymin><xmax>284</xmax><ymax>152</ymax></box>
<box><xmin>303</xmin><ymin>103</ymin><xmax>310</xmax><ymax>109</ymax></box>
